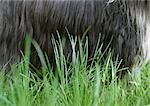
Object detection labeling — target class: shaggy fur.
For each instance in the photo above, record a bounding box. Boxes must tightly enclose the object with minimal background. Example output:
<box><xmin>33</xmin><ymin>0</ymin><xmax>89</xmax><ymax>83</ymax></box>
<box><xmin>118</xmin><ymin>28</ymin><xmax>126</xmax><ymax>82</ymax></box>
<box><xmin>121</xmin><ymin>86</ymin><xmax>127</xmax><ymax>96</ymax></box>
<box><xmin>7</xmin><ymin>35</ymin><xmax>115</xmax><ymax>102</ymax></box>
<box><xmin>0</xmin><ymin>0</ymin><xmax>149</xmax><ymax>72</ymax></box>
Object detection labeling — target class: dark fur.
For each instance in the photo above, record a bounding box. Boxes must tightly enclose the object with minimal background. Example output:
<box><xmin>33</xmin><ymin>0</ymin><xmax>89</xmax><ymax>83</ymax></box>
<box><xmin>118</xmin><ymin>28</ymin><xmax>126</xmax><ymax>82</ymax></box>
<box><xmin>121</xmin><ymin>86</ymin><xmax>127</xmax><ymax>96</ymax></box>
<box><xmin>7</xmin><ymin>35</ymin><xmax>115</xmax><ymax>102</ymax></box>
<box><xmin>0</xmin><ymin>0</ymin><xmax>148</xmax><ymax>71</ymax></box>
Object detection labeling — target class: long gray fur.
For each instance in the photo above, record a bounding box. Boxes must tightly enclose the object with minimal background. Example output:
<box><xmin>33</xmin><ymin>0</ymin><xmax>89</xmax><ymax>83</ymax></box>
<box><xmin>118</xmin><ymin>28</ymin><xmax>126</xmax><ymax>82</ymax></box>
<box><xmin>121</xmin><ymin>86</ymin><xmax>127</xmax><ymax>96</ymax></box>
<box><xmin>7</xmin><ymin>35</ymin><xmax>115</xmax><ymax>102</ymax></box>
<box><xmin>0</xmin><ymin>0</ymin><xmax>149</xmax><ymax>71</ymax></box>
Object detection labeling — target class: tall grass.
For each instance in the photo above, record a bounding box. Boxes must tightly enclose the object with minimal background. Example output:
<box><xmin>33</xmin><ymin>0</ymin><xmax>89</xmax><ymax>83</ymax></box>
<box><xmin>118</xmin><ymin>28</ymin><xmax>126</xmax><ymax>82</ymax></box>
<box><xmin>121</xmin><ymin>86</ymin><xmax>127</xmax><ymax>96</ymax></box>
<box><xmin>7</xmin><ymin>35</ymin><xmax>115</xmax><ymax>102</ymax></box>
<box><xmin>0</xmin><ymin>34</ymin><xmax>149</xmax><ymax>106</ymax></box>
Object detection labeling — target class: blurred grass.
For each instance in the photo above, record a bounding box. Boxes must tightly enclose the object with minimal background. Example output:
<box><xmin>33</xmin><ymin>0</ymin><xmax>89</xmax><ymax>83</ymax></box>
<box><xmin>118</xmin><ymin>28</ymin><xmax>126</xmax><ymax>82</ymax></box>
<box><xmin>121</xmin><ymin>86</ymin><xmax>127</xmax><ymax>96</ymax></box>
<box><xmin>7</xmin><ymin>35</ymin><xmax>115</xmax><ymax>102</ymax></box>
<box><xmin>0</xmin><ymin>34</ymin><xmax>149</xmax><ymax>106</ymax></box>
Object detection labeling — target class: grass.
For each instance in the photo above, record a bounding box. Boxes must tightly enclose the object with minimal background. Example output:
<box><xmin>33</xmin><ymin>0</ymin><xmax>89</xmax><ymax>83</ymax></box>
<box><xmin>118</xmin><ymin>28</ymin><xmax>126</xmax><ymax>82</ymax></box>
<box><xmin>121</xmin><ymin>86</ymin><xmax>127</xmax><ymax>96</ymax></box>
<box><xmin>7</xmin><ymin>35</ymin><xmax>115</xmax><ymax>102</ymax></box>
<box><xmin>0</xmin><ymin>35</ymin><xmax>150</xmax><ymax>106</ymax></box>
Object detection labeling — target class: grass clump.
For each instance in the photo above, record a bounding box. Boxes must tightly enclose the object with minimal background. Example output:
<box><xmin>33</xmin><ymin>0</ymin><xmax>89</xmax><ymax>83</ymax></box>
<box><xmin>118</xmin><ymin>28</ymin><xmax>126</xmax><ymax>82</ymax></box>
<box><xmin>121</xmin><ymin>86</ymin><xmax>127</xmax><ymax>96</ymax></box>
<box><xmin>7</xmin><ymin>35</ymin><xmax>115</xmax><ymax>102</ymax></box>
<box><xmin>0</xmin><ymin>34</ymin><xmax>149</xmax><ymax>106</ymax></box>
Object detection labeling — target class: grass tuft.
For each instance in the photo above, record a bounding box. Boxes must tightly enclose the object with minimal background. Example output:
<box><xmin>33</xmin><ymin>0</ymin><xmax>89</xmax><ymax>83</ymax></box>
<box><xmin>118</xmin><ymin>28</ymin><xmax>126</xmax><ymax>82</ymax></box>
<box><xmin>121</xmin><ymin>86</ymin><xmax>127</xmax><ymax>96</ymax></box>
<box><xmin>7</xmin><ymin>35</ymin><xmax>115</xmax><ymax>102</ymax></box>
<box><xmin>0</xmin><ymin>34</ymin><xmax>149</xmax><ymax>106</ymax></box>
